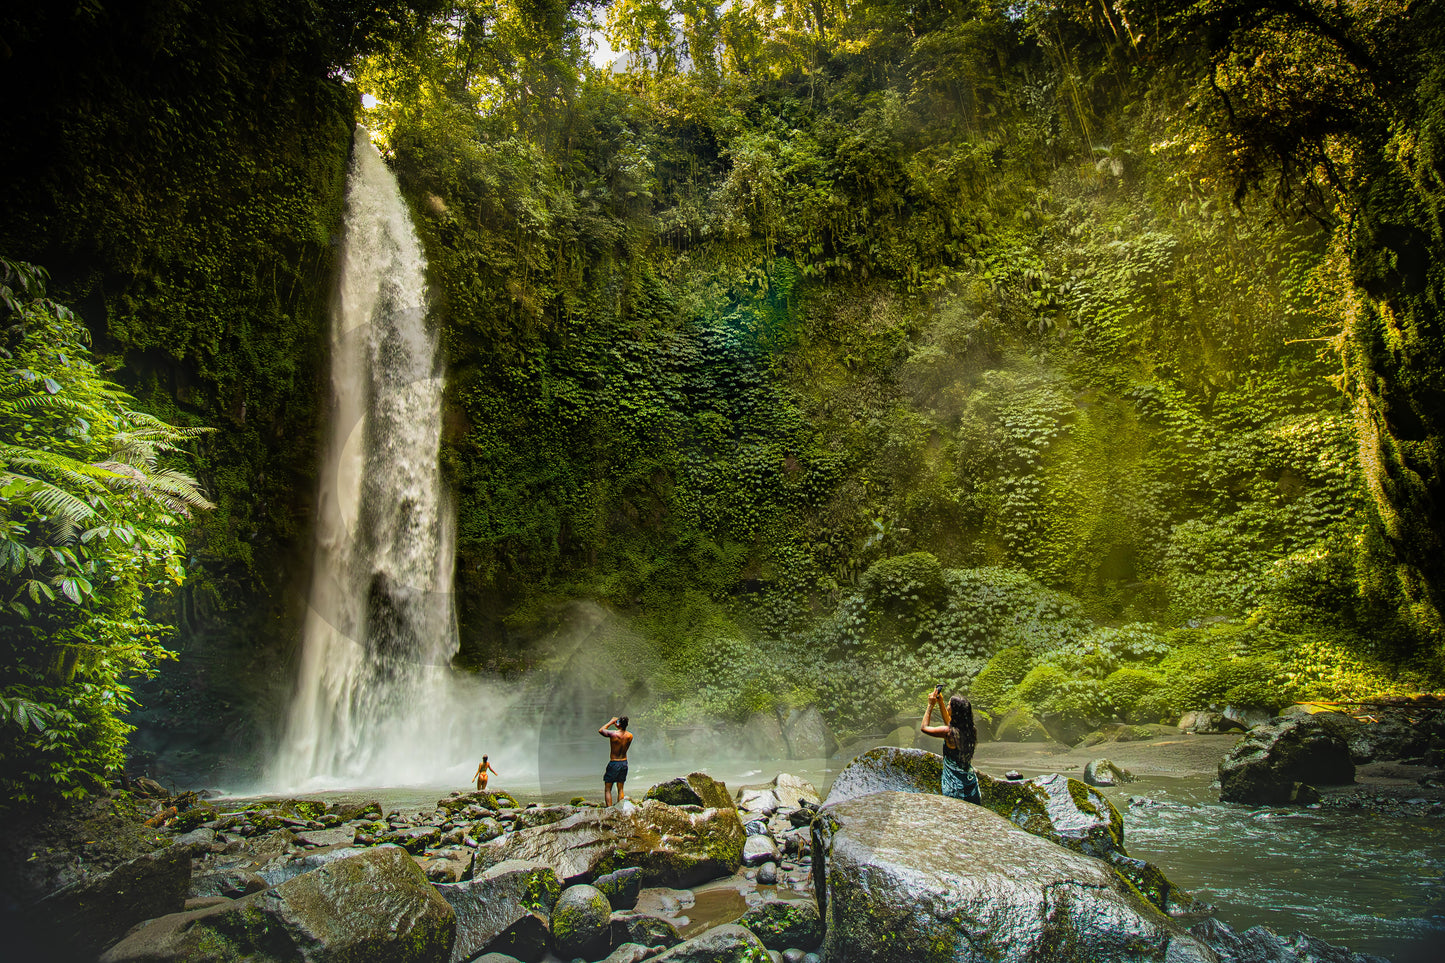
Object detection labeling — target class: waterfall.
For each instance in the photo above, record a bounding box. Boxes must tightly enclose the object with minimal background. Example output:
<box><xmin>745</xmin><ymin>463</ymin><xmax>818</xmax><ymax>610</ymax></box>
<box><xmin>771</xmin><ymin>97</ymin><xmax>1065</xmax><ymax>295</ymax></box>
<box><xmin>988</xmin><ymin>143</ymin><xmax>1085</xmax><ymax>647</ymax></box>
<box><xmin>267</xmin><ymin>128</ymin><xmax>491</xmax><ymax>791</ymax></box>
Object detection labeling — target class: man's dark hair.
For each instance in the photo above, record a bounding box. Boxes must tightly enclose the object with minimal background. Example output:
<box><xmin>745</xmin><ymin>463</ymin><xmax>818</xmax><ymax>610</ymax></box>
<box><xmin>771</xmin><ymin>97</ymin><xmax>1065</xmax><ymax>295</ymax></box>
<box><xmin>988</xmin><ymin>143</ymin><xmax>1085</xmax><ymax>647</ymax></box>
<box><xmin>618</xmin><ymin>716</ymin><xmax>629</xmax><ymax>731</ymax></box>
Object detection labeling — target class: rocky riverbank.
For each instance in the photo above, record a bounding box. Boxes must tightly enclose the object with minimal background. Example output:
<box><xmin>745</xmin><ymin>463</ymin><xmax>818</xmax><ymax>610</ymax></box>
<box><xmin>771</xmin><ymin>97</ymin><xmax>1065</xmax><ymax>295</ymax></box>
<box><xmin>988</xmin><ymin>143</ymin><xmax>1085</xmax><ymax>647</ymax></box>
<box><xmin>3</xmin><ymin>738</ymin><xmax>1408</xmax><ymax>963</ymax></box>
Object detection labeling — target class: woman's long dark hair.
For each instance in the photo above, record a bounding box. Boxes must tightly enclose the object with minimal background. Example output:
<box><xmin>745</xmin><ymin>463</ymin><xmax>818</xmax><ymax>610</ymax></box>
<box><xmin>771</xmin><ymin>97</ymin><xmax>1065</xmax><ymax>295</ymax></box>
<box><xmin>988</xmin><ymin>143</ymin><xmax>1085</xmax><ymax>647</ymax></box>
<box><xmin>948</xmin><ymin>695</ymin><xmax>977</xmax><ymax>762</ymax></box>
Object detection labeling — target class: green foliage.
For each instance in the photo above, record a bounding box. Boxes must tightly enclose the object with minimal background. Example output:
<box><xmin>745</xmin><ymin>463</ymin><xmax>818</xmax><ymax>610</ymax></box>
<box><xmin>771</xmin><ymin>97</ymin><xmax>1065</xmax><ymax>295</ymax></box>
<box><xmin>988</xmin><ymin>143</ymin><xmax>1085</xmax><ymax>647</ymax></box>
<box><xmin>0</xmin><ymin>259</ymin><xmax>210</xmax><ymax>803</ymax></box>
<box><xmin>970</xmin><ymin>645</ymin><xmax>1032</xmax><ymax>713</ymax></box>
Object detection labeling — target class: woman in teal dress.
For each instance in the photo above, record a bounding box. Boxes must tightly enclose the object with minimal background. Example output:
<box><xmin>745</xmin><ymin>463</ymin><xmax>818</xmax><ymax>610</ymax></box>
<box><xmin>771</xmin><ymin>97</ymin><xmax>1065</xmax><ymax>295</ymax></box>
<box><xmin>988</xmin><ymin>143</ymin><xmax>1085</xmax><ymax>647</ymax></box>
<box><xmin>921</xmin><ymin>690</ymin><xmax>982</xmax><ymax>804</ymax></box>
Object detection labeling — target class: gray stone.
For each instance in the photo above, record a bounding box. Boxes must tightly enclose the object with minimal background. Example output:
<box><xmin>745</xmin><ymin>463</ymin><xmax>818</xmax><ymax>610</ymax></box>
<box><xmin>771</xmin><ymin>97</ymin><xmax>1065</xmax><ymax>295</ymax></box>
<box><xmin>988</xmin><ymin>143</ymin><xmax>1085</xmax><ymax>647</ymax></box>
<box><xmin>737</xmin><ymin>898</ymin><xmax>822</xmax><ymax>951</ymax></box>
<box><xmin>603</xmin><ymin>945</ymin><xmax>656</xmax><ymax>963</ymax></box>
<box><xmin>294</xmin><ymin>826</ymin><xmax>357</xmax><ymax>847</ymax></box>
<box><xmin>471</xmin><ymin>816</ymin><xmax>505</xmax><ymax>842</ymax></box>
<box><xmin>514</xmin><ymin>805</ymin><xmax>578</xmax><ymax>830</ymax></box>
<box><xmin>473</xmin><ymin>800</ymin><xmax>744</xmax><ymax>887</ymax></box>
<box><xmin>650</xmin><ymin>923</ymin><xmax>771</xmax><ymax>962</ymax></box>
<box><xmin>472</xmin><ymin>955</ymin><xmax>525</xmax><ymax>963</ymax></box>
<box><xmin>418</xmin><ymin>847</ymin><xmax>474</xmax><ymax>883</ymax></box>
<box><xmin>551</xmin><ymin>884</ymin><xmax>612</xmax><ymax>959</ymax></box>
<box><xmin>38</xmin><ymin>843</ymin><xmax>192</xmax><ymax>959</ymax></box>
<box><xmin>1222</xmin><ymin>705</ymin><xmax>1273</xmax><ymax>731</ymax></box>
<box><xmin>813</xmin><ymin>792</ymin><xmax>1213</xmax><ymax>963</ymax></box>
<box><xmin>436</xmin><ymin>859</ymin><xmax>561</xmax><ymax>963</ymax></box>
<box><xmin>594</xmin><ymin>866</ymin><xmax>644</xmax><ymax>910</ymax></box>
<box><xmin>610</xmin><ymin>910</ymin><xmax>683</xmax><ymax>949</ymax></box>
<box><xmin>783</xmin><ymin>707</ymin><xmax>837</xmax><ymax>759</ymax></box>
<box><xmin>98</xmin><ymin>845</ymin><xmax>454</xmax><ymax>963</ymax></box>
<box><xmin>737</xmin><ymin>789</ymin><xmax>780</xmax><ymax>815</ymax></box>
<box><xmin>743</xmin><ymin>834</ymin><xmax>779</xmax><ymax>866</ymax></box>
<box><xmin>1219</xmin><ymin>717</ymin><xmax>1355</xmax><ymax>804</ymax></box>
<box><xmin>1084</xmin><ymin>758</ymin><xmax>1136</xmax><ymax>788</ymax></box>
<box><xmin>757</xmin><ymin>861</ymin><xmax>778</xmax><ymax>884</ymax></box>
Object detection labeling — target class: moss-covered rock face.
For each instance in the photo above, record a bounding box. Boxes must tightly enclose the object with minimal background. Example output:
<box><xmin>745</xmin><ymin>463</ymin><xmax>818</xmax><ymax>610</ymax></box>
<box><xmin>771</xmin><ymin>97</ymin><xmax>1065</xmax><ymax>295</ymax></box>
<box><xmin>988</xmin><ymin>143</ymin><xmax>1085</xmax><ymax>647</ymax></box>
<box><xmin>643</xmin><ymin>772</ymin><xmax>734</xmax><ymax>810</ymax></box>
<box><xmin>736</xmin><ymin>898</ymin><xmax>823</xmax><ymax>951</ymax></box>
<box><xmin>100</xmin><ymin>845</ymin><xmax>455</xmax><ymax>963</ymax></box>
<box><xmin>550</xmin><ymin>884</ymin><xmax>611</xmax><ymax>959</ymax></box>
<box><xmin>813</xmin><ymin>792</ymin><xmax>1208</xmax><ymax>963</ymax></box>
<box><xmin>437</xmin><ymin>791</ymin><xmax>497</xmax><ymax>814</ymax></box>
<box><xmin>995</xmin><ymin>706</ymin><xmax>1053</xmax><ymax>742</ymax></box>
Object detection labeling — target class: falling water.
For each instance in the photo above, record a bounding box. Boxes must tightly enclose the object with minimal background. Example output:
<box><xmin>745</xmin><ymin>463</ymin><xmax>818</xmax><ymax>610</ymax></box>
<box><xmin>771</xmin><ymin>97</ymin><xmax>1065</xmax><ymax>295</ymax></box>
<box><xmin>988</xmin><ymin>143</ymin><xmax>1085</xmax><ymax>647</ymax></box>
<box><xmin>268</xmin><ymin>128</ymin><xmax>491</xmax><ymax>790</ymax></box>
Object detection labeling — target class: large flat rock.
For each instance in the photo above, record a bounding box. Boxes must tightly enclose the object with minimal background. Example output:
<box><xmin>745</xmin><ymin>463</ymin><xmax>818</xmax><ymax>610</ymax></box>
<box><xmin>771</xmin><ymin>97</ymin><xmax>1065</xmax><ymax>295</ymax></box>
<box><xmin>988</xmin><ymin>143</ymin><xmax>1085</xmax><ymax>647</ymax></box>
<box><xmin>812</xmin><ymin>792</ymin><xmax>1215</xmax><ymax>963</ymax></box>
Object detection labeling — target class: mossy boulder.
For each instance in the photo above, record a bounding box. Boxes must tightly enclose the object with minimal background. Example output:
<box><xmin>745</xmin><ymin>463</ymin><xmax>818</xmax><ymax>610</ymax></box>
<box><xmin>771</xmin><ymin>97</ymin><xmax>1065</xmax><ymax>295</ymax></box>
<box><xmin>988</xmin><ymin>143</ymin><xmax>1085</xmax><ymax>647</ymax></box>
<box><xmin>39</xmin><ymin>844</ymin><xmax>192</xmax><ymax>959</ymax></box>
<box><xmin>995</xmin><ymin>705</ymin><xmax>1052</xmax><ymax>742</ymax></box>
<box><xmin>609</xmin><ymin>910</ymin><xmax>682</xmax><ymax>949</ymax></box>
<box><xmin>438</xmin><ymin>791</ymin><xmax>497</xmax><ymax>814</ymax></box>
<box><xmin>593</xmin><ymin>867</ymin><xmax>643</xmax><ymax>910</ymax></box>
<box><xmin>99</xmin><ymin>845</ymin><xmax>454</xmax><ymax>963</ymax></box>
<box><xmin>550</xmin><ymin>884</ymin><xmax>612</xmax><ymax>959</ymax></box>
<box><xmin>474</xmin><ymin>800</ymin><xmax>745</xmax><ymax>888</ymax></box>
<box><xmin>278</xmin><ymin>799</ymin><xmax>328</xmax><ymax>821</ymax></box>
<box><xmin>649</xmin><ymin>924</ymin><xmax>770</xmax><ymax>962</ymax></box>
<box><xmin>170</xmin><ymin>805</ymin><xmax>217</xmax><ymax>833</ymax></box>
<box><xmin>513</xmin><ymin>805</ymin><xmax>577</xmax><ymax>830</ymax></box>
<box><xmin>471</xmin><ymin>817</ymin><xmax>504</xmax><ymax>843</ymax></box>
<box><xmin>736</xmin><ymin>898</ymin><xmax>822</xmax><ymax>951</ymax></box>
<box><xmin>644</xmin><ymin>772</ymin><xmax>735</xmax><ymax>810</ymax></box>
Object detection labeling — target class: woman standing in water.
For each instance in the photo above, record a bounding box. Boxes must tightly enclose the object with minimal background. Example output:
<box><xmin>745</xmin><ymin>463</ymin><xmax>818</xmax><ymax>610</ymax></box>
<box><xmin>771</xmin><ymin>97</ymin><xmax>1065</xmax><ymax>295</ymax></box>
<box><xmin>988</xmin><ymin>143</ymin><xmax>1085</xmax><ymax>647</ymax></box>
<box><xmin>921</xmin><ymin>688</ymin><xmax>982</xmax><ymax>804</ymax></box>
<box><xmin>474</xmin><ymin>755</ymin><xmax>498</xmax><ymax>792</ymax></box>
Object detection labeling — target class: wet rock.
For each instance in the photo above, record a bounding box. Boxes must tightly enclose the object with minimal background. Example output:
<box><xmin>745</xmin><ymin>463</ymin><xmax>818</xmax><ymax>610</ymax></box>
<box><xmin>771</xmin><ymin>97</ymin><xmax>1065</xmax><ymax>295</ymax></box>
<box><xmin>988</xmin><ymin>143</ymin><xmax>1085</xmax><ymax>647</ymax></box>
<box><xmin>435</xmin><ymin>859</ymin><xmax>560</xmax><ymax>963</ymax></box>
<box><xmin>744</xmin><ymin>818</ymin><xmax>769</xmax><ymax>835</ymax></box>
<box><xmin>473</xmin><ymin>955</ymin><xmax>526</xmax><ymax>963</ymax></box>
<box><xmin>594</xmin><ymin>866</ymin><xmax>643</xmax><ymax>910</ymax></box>
<box><xmin>995</xmin><ymin>706</ymin><xmax>1052</xmax><ymax>742</ymax></box>
<box><xmin>1190</xmin><ymin>916</ymin><xmax>1389</xmax><ymax>962</ymax></box>
<box><xmin>644</xmin><ymin>772</ymin><xmax>735</xmax><ymax>810</ymax></box>
<box><xmin>812</xmin><ymin>792</ymin><xmax>1211</xmax><ymax>963</ymax></box>
<box><xmin>602</xmin><ymin>944</ymin><xmax>656</xmax><ymax>963</ymax></box>
<box><xmin>610</xmin><ymin>910</ymin><xmax>682</xmax><ymax>949</ymax></box>
<box><xmin>294</xmin><ymin>826</ymin><xmax>356</xmax><ymax>848</ymax></box>
<box><xmin>379</xmin><ymin>824</ymin><xmax>443</xmax><ymax>854</ymax></box>
<box><xmin>650</xmin><ymin>923</ymin><xmax>770</xmax><ymax>962</ymax></box>
<box><xmin>782</xmin><ymin>707</ymin><xmax>837</xmax><ymax>760</ymax></box>
<box><xmin>1222</xmin><ymin>706</ymin><xmax>1273</xmax><ymax>731</ymax></box>
<box><xmin>743</xmin><ymin>834</ymin><xmax>779</xmax><ymax>866</ymax></box>
<box><xmin>1219</xmin><ymin>717</ymin><xmax>1355</xmax><ymax>805</ymax></box>
<box><xmin>188</xmin><ymin>868</ymin><xmax>267</xmax><ymax>900</ymax></box>
<box><xmin>183</xmin><ymin>896</ymin><xmax>231</xmax><ymax>911</ymax></box>
<box><xmin>418</xmin><ymin>847</ymin><xmax>474</xmax><ymax>883</ymax></box>
<box><xmin>737</xmin><ymin>898</ymin><xmax>822</xmax><ymax>951</ymax></box>
<box><xmin>1084</xmin><ymin>758</ymin><xmax>1136</xmax><ymax>787</ymax></box>
<box><xmin>551</xmin><ymin>884</ymin><xmax>612</xmax><ymax>959</ymax></box>
<box><xmin>513</xmin><ymin>805</ymin><xmax>578</xmax><ymax>830</ymax></box>
<box><xmin>38</xmin><ymin>843</ymin><xmax>192</xmax><ymax>959</ymax></box>
<box><xmin>757</xmin><ymin>861</ymin><xmax>778</xmax><ymax>884</ymax></box>
<box><xmin>473</xmin><ymin>800</ymin><xmax>744</xmax><ymax>887</ymax></box>
<box><xmin>1179</xmin><ymin>710</ymin><xmax>1231</xmax><ymax>734</ymax></box>
<box><xmin>471</xmin><ymin>816</ymin><xmax>505</xmax><ymax>843</ymax></box>
<box><xmin>99</xmin><ymin>845</ymin><xmax>453</xmax><ymax>963</ymax></box>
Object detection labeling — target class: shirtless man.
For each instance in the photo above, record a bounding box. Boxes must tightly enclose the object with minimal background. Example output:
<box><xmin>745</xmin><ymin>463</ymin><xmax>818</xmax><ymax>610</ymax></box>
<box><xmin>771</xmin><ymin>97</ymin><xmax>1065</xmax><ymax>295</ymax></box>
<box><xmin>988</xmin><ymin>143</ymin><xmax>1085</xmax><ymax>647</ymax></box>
<box><xmin>598</xmin><ymin>716</ymin><xmax>633</xmax><ymax>805</ymax></box>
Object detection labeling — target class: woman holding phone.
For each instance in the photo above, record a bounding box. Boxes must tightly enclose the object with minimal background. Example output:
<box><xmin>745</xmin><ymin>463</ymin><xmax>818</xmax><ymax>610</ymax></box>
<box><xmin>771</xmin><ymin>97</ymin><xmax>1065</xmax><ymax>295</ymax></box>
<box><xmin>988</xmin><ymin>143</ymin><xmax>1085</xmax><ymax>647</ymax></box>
<box><xmin>921</xmin><ymin>686</ymin><xmax>982</xmax><ymax>804</ymax></box>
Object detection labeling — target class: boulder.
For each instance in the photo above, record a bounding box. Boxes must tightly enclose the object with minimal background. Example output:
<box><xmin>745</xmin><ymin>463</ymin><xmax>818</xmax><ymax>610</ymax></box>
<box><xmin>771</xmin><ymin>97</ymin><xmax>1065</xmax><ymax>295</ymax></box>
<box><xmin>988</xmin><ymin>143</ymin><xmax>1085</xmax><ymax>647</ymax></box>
<box><xmin>769</xmin><ymin>774</ymin><xmax>820</xmax><ymax>810</ymax></box>
<box><xmin>650</xmin><ymin>923</ymin><xmax>771</xmax><ymax>962</ymax></box>
<box><xmin>594</xmin><ymin>867</ymin><xmax>644</xmax><ymax>910</ymax></box>
<box><xmin>610</xmin><ymin>910</ymin><xmax>683</xmax><ymax>949</ymax></box>
<box><xmin>743</xmin><ymin>712</ymin><xmax>790</xmax><ymax>758</ymax></box>
<box><xmin>644</xmin><ymin>772</ymin><xmax>735</xmax><ymax>810</ymax></box>
<box><xmin>551</xmin><ymin>884</ymin><xmax>612</xmax><ymax>959</ymax></box>
<box><xmin>436</xmin><ymin>859</ymin><xmax>560</xmax><ymax>963</ymax></box>
<box><xmin>471</xmin><ymin>816</ymin><xmax>505</xmax><ymax>842</ymax></box>
<box><xmin>812</xmin><ymin>792</ymin><xmax>1214</xmax><ymax>963</ymax></box>
<box><xmin>1084</xmin><ymin>758</ymin><xmax>1136</xmax><ymax>787</ymax></box>
<box><xmin>38</xmin><ymin>842</ymin><xmax>192</xmax><ymax>958</ymax></box>
<box><xmin>1218</xmin><ymin>718</ymin><xmax>1355</xmax><ymax>805</ymax></box>
<box><xmin>995</xmin><ymin>706</ymin><xmax>1052</xmax><ymax>742</ymax></box>
<box><xmin>737</xmin><ymin>898</ymin><xmax>822</xmax><ymax>951</ymax></box>
<box><xmin>99</xmin><ymin>845</ymin><xmax>454</xmax><ymax>963</ymax></box>
<box><xmin>602</xmin><ymin>945</ymin><xmax>656</xmax><ymax>963</ymax></box>
<box><xmin>513</xmin><ymin>805</ymin><xmax>577</xmax><ymax>830</ymax></box>
<box><xmin>1190</xmin><ymin>917</ymin><xmax>1389</xmax><ymax>963</ymax></box>
<box><xmin>418</xmin><ymin>848</ymin><xmax>474</xmax><ymax>883</ymax></box>
<box><xmin>1179</xmin><ymin>710</ymin><xmax>1230</xmax><ymax>734</ymax></box>
<box><xmin>824</xmin><ymin>748</ymin><xmax>1192</xmax><ymax>913</ymax></box>
<box><xmin>473</xmin><ymin>800</ymin><xmax>744</xmax><ymax>887</ymax></box>
<box><xmin>782</xmin><ymin>707</ymin><xmax>837</xmax><ymax>759</ymax></box>
<box><xmin>1221</xmin><ymin>706</ymin><xmax>1273</xmax><ymax>731</ymax></box>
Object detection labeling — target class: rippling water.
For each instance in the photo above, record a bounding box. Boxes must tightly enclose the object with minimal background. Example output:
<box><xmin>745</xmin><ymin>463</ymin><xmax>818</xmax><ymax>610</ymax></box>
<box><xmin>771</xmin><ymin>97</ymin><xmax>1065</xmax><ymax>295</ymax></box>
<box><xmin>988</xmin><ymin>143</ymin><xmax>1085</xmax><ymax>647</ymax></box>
<box><xmin>1100</xmin><ymin>774</ymin><xmax>1445</xmax><ymax>962</ymax></box>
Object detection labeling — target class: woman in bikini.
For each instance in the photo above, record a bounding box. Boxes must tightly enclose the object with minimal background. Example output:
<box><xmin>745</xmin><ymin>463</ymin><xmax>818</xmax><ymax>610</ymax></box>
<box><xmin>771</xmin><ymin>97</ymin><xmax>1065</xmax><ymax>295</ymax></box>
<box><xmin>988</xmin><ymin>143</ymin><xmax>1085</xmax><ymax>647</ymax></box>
<box><xmin>474</xmin><ymin>755</ymin><xmax>498</xmax><ymax>792</ymax></box>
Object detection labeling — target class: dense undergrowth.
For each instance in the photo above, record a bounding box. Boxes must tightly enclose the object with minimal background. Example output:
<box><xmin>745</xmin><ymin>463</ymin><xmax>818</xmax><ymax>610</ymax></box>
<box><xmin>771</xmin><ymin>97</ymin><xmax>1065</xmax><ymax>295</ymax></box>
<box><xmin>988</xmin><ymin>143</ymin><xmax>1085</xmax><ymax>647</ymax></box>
<box><xmin>1</xmin><ymin>0</ymin><xmax>1442</xmax><ymax>792</ymax></box>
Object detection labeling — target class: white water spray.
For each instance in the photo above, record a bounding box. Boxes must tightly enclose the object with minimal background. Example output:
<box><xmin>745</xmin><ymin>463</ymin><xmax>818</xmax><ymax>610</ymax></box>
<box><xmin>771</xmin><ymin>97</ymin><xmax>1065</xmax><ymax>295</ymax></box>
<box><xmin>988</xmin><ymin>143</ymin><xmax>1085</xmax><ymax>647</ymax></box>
<box><xmin>268</xmin><ymin>129</ymin><xmax>519</xmax><ymax>792</ymax></box>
